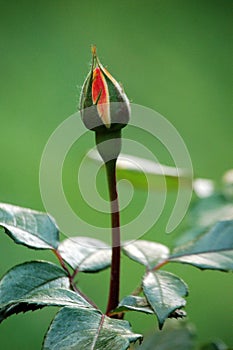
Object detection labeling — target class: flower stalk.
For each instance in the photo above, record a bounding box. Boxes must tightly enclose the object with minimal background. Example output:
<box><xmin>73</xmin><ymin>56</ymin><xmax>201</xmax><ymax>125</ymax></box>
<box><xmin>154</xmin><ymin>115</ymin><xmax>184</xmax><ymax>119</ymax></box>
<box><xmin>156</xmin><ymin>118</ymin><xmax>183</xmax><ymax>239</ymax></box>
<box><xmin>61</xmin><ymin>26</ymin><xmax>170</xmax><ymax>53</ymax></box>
<box><xmin>105</xmin><ymin>159</ymin><xmax>121</xmax><ymax>316</ymax></box>
<box><xmin>79</xmin><ymin>46</ymin><xmax>130</xmax><ymax>318</ymax></box>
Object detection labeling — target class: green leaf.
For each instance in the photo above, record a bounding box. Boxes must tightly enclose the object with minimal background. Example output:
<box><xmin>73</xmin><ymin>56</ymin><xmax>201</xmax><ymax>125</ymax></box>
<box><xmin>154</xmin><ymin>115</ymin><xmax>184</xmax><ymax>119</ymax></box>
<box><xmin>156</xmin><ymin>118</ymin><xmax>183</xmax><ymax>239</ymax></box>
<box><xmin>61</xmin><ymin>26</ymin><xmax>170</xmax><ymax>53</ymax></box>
<box><xmin>0</xmin><ymin>203</ymin><xmax>59</xmax><ymax>249</ymax></box>
<box><xmin>113</xmin><ymin>295</ymin><xmax>154</xmax><ymax>315</ymax></box>
<box><xmin>200</xmin><ymin>340</ymin><xmax>229</xmax><ymax>350</ymax></box>
<box><xmin>0</xmin><ymin>261</ymin><xmax>70</xmax><ymax>322</ymax></box>
<box><xmin>142</xmin><ymin>270</ymin><xmax>188</xmax><ymax>329</ymax></box>
<box><xmin>58</xmin><ymin>237</ymin><xmax>111</xmax><ymax>272</ymax></box>
<box><xmin>136</xmin><ymin>323</ymin><xmax>196</xmax><ymax>350</ymax></box>
<box><xmin>0</xmin><ymin>288</ymin><xmax>93</xmax><ymax>322</ymax></box>
<box><xmin>189</xmin><ymin>193</ymin><xmax>233</xmax><ymax>228</ymax></box>
<box><xmin>177</xmin><ymin>193</ymin><xmax>233</xmax><ymax>245</ymax></box>
<box><xmin>114</xmin><ymin>296</ymin><xmax>187</xmax><ymax>319</ymax></box>
<box><xmin>43</xmin><ymin>307</ymin><xmax>143</xmax><ymax>350</ymax></box>
<box><xmin>122</xmin><ymin>240</ymin><xmax>169</xmax><ymax>269</ymax></box>
<box><xmin>170</xmin><ymin>220</ymin><xmax>233</xmax><ymax>271</ymax></box>
<box><xmin>88</xmin><ymin>151</ymin><xmax>190</xmax><ymax>191</ymax></box>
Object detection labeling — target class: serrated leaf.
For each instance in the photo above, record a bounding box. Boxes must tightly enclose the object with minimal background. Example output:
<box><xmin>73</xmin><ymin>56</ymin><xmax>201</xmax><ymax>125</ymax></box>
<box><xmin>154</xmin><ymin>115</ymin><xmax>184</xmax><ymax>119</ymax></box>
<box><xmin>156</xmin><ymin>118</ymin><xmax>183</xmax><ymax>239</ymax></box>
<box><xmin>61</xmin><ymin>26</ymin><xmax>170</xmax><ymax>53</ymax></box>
<box><xmin>168</xmin><ymin>308</ymin><xmax>187</xmax><ymax>319</ymax></box>
<box><xmin>113</xmin><ymin>295</ymin><xmax>154</xmax><ymax>315</ymax></box>
<box><xmin>0</xmin><ymin>261</ymin><xmax>70</xmax><ymax>322</ymax></box>
<box><xmin>43</xmin><ymin>307</ymin><xmax>143</xmax><ymax>350</ymax></box>
<box><xmin>15</xmin><ymin>288</ymin><xmax>91</xmax><ymax>308</ymax></box>
<box><xmin>0</xmin><ymin>203</ymin><xmax>59</xmax><ymax>249</ymax></box>
<box><xmin>170</xmin><ymin>220</ymin><xmax>233</xmax><ymax>271</ymax></box>
<box><xmin>58</xmin><ymin>237</ymin><xmax>111</xmax><ymax>272</ymax></box>
<box><xmin>113</xmin><ymin>296</ymin><xmax>186</xmax><ymax>319</ymax></box>
<box><xmin>122</xmin><ymin>240</ymin><xmax>169</xmax><ymax>269</ymax></box>
<box><xmin>0</xmin><ymin>288</ymin><xmax>94</xmax><ymax>322</ymax></box>
<box><xmin>88</xmin><ymin>150</ymin><xmax>190</xmax><ymax>191</ymax></box>
<box><xmin>142</xmin><ymin>270</ymin><xmax>188</xmax><ymax>329</ymax></box>
<box><xmin>136</xmin><ymin>323</ymin><xmax>196</xmax><ymax>350</ymax></box>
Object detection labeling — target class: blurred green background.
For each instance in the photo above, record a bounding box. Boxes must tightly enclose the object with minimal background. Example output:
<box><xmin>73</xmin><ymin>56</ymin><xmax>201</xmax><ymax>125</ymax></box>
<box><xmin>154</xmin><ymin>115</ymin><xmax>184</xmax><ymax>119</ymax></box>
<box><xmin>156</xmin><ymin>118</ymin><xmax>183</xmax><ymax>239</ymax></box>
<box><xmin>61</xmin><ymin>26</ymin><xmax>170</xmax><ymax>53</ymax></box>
<box><xmin>0</xmin><ymin>0</ymin><xmax>232</xmax><ymax>349</ymax></box>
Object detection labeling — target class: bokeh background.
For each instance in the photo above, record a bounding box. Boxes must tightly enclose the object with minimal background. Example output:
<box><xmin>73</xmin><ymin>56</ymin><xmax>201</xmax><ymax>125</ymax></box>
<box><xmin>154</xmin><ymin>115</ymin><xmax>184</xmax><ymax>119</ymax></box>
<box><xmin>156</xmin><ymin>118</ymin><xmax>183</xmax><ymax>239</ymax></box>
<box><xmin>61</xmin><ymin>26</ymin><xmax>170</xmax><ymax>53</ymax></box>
<box><xmin>0</xmin><ymin>0</ymin><xmax>232</xmax><ymax>349</ymax></box>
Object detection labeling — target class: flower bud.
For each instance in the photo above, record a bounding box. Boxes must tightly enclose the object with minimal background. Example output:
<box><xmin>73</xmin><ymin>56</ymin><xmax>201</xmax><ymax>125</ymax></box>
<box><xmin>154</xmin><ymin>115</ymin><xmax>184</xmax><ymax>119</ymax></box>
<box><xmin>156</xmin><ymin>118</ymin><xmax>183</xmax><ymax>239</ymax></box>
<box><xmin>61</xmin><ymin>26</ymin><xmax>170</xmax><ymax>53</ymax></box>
<box><xmin>79</xmin><ymin>46</ymin><xmax>130</xmax><ymax>132</ymax></box>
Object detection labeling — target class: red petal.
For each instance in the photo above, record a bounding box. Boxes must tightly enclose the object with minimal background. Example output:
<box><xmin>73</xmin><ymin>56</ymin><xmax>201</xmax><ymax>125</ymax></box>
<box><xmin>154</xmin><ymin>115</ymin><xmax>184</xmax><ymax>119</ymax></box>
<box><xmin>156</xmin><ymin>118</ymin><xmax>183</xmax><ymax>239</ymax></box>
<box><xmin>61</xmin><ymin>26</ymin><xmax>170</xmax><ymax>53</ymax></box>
<box><xmin>92</xmin><ymin>67</ymin><xmax>110</xmax><ymax>128</ymax></box>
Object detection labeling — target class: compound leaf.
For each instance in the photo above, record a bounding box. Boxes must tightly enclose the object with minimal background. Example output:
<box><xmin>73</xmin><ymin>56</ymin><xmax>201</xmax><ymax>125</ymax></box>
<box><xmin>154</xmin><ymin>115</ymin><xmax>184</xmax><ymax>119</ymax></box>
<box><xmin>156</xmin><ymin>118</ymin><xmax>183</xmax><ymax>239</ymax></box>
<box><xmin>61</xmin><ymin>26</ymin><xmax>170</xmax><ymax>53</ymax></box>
<box><xmin>43</xmin><ymin>307</ymin><xmax>143</xmax><ymax>350</ymax></box>
<box><xmin>58</xmin><ymin>237</ymin><xmax>111</xmax><ymax>272</ymax></box>
<box><xmin>142</xmin><ymin>270</ymin><xmax>188</xmax><ymax>329</ymax></box>
<box><xmin>170</xmin><ymin>220</ymin><xmax>233</xmax><ymax>271</ymax></box>
<box><xmin>122</xmin><ymin>240</ymin><xmax>169</xmax><ymax>269</ymax></box>
<box><xmin>0</xmin><ymin>203</ymin><xmax>59</xmax><ymax>249</ymax></box>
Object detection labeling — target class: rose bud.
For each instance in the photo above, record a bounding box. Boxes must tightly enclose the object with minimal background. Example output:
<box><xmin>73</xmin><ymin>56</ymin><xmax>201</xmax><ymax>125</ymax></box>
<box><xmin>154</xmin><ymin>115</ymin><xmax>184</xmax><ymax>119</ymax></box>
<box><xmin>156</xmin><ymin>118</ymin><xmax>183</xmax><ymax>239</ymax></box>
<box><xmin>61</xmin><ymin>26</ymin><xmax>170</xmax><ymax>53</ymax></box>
<box><xmin>79</xmin><ymin>46</ymin><xmax>130</xmax><ymax>133</ymax></box>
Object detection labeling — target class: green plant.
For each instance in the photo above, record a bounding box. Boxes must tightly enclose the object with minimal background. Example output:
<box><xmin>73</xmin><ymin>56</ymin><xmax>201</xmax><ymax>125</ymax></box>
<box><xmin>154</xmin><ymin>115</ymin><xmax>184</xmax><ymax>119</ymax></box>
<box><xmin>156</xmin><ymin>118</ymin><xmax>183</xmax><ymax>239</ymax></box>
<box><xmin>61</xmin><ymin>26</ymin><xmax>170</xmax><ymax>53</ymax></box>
<box><xmin>0</xmin><ymin>48</ymin><xmax>232</xmax><ymax>350</ymax></box>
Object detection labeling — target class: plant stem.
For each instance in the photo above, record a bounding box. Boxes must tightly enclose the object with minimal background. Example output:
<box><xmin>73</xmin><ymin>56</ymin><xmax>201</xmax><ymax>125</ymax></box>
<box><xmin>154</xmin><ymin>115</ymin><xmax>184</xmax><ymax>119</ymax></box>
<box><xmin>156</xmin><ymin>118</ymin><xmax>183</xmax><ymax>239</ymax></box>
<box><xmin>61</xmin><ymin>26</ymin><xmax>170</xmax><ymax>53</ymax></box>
<box><xmin>70</xmin><ymin>280</ymin><xmax>99</xmax><ymax>310</ymax></box>
<box><xmin>152</xmin><ymin>259</ymin><xmax>169</xmax><ymax>271</ymax></box>
<box><xmin>53</xmin><ymin>249</ymin><xmax>71</xmax><ymax>276</ymax></box>
<box><xmin>53</xmin><ymin>249</ymin><xmax>98</xmax><ymax>309</ymax></box>
<box><xmin>105</xmin><ymin>159</ymin><xmax>121</xmax><ymax>316</ymax></box>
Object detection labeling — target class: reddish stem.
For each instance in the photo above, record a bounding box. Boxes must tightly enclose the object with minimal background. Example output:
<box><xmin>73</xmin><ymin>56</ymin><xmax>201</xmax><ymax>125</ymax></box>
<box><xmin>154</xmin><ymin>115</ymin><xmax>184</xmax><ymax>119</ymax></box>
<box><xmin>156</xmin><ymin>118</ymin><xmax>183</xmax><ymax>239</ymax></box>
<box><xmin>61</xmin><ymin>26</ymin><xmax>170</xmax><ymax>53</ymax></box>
<box><xmin>105</xmin><ymin>159</ymin><xmax>121</xmax><ymax>317</ymax></box>
<box><xmin>53</xmin><ymin>249</ymin><xmax>98</xmax><ymax>309</ymax></box>
<box><xmin>152</xmin><ymin>259</ymin><xmax>169</xmax><ymax>271</ymax></box>
<box><xmin>70</xmin><ymin>279</ymin><xmax>99</xmax><ymax>309</ymax></box>
<box><xmin>53</xmin><ymin>249</ymin><xmax>71</xmax><ymax>276</ymax></box>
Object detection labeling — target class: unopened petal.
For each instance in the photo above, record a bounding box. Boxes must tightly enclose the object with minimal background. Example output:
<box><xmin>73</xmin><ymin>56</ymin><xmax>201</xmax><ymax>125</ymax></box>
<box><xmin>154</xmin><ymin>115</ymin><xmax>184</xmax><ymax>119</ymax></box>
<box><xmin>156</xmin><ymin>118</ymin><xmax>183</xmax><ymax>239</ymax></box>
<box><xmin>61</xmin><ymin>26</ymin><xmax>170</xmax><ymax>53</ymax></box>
<box><xmin>92</xmin><ymin>67</ymin><xmax>111</xmax><ymax>128</ymax></box>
